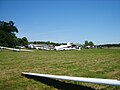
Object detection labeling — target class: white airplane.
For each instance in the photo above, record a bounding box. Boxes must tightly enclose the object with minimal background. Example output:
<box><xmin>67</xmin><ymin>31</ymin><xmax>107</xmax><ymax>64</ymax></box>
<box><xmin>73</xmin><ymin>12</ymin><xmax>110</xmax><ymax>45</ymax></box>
<box><xmin>22</xmin><ymin>72</ymin><xmax>120</xmax><ymax>86</ymax></box>
<box><xmin>55</xmin><ymin>42</ymin><xmax>81</xmax><ymax>51</ymax></box>
<box><xmin>0</xmin><ymin>46</ymin><xmax>33</xmax><ymax>52</ymax></box>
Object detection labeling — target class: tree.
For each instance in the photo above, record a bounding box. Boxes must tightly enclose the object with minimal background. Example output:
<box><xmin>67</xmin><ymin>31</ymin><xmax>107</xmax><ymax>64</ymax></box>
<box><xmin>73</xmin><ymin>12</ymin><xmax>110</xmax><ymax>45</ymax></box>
<box><xmin>21</xmin><ymin>37</ymin><xmax>28</xmax><ymax>46</ymax></box>
<box><xmin>89</xmin><ymin>41</ymin><xmax>94</xmax><ymax>47</ymax></box>
<box><xmin>84</xmin><ymin>40</ymin><xmax>89</xmax><ymax>46</ymax></box>
<box><xmin>33</xmin><ymin>41</ymin><xmax>37</xmax><ymax>44</ymax></box>
<box><xmin>0</xmin><ymin>21</ymin><xmax>18</xmax><ymax>47</ymax></box>
<box><xmin>18</xmin><ymin>37</ymin><xmax>28</xmax><ymax>46</ymax></box>
<box><xmin>84</xmin><ymin>40</ymin><xmax>94</xmax><ymax>48</ymax></box>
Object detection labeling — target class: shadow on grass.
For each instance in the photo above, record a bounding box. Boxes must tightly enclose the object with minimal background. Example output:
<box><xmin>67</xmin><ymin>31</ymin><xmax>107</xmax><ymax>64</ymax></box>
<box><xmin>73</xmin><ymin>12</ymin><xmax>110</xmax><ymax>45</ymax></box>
<box><xmin>22</xmin><ymin>74</ymin><xmax>95</xmax><ymax>90</ymax></box>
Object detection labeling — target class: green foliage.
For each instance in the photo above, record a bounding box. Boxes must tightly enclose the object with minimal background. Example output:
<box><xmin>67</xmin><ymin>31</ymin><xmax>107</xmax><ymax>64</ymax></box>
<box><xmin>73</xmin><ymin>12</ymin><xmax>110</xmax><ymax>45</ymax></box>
<box><xmin>0</xmin><ymin>21</ymin><xmax>29</xmax><ymax>47</ymax></box>
<box><xmin>89</xmin><ymin>41</ymin><xmax>94</xmax><ymax>46</ymax></box>
<box><xmin>0</xmin><ymin>21</ymin><xmax>18</xmax><ymax>47</ymax></box>
<box><xmin>18</xmin><ymin>37</ymin><xmax>28</xmax><ymax>46</ymax></box>
<box><xmin>84</xmin><ymin>40</ymin><xmax>89</xmax><ymax>46</ymax></box>
<box><xmin>84</xmin><ymin>40</ymin><xmax>94</xmax><ymax>47</ymax></box>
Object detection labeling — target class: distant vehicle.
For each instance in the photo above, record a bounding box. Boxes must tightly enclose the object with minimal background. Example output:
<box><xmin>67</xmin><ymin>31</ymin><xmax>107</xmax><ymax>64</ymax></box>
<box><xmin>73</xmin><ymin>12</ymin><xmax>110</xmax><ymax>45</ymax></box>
<box><xmin>55</xmin><ymin>42</ymin><xmax>81</xmax><ymax>50</ymax></box>
<box><xmin>27</xmin><ymin>44</ymin><xmax>53</xmax><ymax>50</ymax></box>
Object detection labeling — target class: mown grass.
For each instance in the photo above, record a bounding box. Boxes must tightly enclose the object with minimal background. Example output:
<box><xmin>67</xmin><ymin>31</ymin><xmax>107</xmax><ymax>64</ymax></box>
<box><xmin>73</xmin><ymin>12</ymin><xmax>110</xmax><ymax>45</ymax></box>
<box><xmin>0</xmin><ymin>49</ymin><xmax>120</xmax><ymax>90</ymax></box>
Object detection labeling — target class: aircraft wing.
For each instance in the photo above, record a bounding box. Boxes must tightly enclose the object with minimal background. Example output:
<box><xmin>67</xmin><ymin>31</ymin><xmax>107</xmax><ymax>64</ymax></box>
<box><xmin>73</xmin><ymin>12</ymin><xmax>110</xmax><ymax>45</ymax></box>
<box><xmin>0</xmin><ymin>46</ymin><xmax>33</xmax><ymax>52</ymax></box>
<box><xmin>22</xmin><ymin>72</ymin><xmax>120</xmax><ymax>86</ymax></box>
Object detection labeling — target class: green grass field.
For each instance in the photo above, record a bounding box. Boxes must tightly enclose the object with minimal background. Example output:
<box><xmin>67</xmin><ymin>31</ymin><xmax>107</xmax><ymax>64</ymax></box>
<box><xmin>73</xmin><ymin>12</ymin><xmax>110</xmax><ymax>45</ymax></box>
<box><xmin>0</xmin><ymin>49</ymin><xmax>120</xmax><ymax>90</ymax></box>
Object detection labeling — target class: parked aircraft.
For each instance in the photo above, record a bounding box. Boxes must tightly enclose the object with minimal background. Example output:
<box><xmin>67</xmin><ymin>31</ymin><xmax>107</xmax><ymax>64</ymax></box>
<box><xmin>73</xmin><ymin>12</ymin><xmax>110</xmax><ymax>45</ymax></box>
<box><xmin>55</xmin><ymin>42</ymin><xmax>81</xmax><ymax>50</ymax></box>
<box><xmin>0</xmin><ymin>46</ymin><xmax>33</xmax><ymax>52</ymax></box>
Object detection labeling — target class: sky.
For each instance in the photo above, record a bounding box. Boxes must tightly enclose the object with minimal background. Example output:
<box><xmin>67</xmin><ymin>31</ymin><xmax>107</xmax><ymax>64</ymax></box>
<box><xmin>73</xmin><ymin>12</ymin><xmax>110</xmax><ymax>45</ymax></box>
<box><xmin>0</xmin><ymin>0</ymin><xmax>120</xmax><ymax>44</ymax></box>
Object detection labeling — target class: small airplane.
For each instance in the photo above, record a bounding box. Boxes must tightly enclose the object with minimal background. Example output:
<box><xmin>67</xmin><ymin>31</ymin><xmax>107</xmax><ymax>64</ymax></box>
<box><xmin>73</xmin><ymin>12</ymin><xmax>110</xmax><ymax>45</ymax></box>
<box><xmin>0</xmin><ymin>46</ymin><xmax>33</xmax><ymax>52</ymax></box>
<box><xmin>22</xmin><ymin>72</ymin><xmax>120</xmax><ymax>86</ymax></box>
<box><xmin>55</xmin><ymin>42</ymin><xmax>81</xmax><ymax>51</ymax></box>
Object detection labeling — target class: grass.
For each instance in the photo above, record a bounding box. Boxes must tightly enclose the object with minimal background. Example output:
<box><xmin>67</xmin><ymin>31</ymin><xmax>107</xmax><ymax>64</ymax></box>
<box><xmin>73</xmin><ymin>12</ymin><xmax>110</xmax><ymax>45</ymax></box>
<box><xmin>0</xmin><ymin>49</ymin><xmax>120</xmax><ymax>90</ymax></box>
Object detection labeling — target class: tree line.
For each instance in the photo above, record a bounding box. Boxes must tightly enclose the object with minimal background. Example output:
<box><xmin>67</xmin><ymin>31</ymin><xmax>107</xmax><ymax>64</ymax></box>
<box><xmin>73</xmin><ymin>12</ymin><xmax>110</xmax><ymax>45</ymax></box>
<box><xmin>30</xmin><ymin>41</ymin><xmax>66</xmax><ymax>46</ymax></box>
<box><xmin>0</xmin><ymin>21</ymin><xmax>28</xmax><ymax>47</ymax></box>
<box><xmin>98</xmin><ymin>44</ymin><xmax>120</xmax><ymax>48</ymax></box>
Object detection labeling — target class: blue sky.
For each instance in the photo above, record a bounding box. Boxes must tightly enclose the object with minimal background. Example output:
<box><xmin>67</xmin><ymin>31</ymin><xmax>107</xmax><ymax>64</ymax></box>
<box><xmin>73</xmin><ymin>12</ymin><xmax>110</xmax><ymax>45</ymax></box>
<box><xmin>1</xmin><ymin>0</ymin><xmax>120</xmax><ymax>44</ymax></box>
